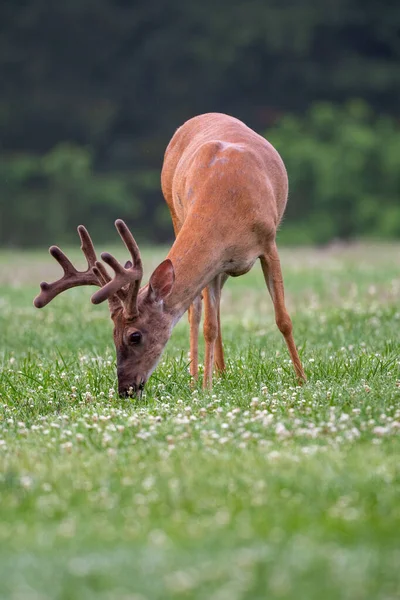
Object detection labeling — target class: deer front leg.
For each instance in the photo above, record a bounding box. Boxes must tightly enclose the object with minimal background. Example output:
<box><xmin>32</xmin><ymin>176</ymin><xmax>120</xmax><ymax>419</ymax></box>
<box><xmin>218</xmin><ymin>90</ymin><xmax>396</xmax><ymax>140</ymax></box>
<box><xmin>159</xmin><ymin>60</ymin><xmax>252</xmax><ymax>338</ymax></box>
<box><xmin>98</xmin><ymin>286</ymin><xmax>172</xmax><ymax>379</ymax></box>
<box><xmin>214</xmin><ymin>306</ymin><xmax>225</xmax><ymax>373</ymax></box>
<box><xmin>203</xmin><ymin>276</ymin><xmax>224</xmax><ymax>389</ymax></box>
<box><xmin>188</xmin><ymin>295</ymin><xmax>202</xmax><ymax>380</ymax></box>
<box><xmin>214</xmin><ymin>274</ymin><xmax>228</xmax><ymax>373</ymax></box>
<box><xmin>260</xmin><ymin>243</ymin><xmax>306</xmax><ymax>384</ymax></box>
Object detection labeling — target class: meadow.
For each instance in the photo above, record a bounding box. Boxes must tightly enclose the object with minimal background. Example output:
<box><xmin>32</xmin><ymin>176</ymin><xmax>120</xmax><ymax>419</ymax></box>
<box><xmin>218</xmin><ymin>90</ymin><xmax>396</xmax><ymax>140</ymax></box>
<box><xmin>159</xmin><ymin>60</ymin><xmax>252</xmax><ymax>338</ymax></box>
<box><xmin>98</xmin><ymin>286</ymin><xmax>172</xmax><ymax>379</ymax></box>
<box><xmin>0</xmin><ymin>243</ymin><xmax>399</xmax><ymax>600</ymax></box>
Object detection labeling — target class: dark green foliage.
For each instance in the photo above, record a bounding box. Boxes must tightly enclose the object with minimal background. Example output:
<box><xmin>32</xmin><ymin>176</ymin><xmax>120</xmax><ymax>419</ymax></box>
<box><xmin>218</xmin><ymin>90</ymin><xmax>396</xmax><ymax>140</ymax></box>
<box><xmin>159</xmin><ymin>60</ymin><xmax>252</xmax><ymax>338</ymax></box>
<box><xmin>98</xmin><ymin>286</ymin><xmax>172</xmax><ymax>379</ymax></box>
<box><xmin>2</xmin><ymin>102</ymin><xmax>399</xmax><ymax>246</ymax></box>
<box><xmin>269</xmin><ymin>101</ymin><xmax>400</xmax><ymax>244</ymax></box>
<box><xmin>0</xmin><ymin>0</ymin><xmax>399</xmax><ymax>245</ymax></box>
<box><xmin>0</xmin><ymin>144</ymin><xmax>161</xmax><ymax>247</ymax></box>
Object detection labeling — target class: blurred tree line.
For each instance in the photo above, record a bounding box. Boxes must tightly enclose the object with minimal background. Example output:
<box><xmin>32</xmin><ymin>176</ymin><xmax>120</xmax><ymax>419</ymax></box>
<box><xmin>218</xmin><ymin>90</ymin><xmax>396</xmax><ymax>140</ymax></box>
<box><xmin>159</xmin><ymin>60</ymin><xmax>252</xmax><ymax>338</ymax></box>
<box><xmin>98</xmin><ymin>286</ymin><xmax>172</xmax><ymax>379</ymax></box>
<box><xmin>1</xmin><ymin>0</ymin><xmax>399</xmax><ymax>246</ymax></box>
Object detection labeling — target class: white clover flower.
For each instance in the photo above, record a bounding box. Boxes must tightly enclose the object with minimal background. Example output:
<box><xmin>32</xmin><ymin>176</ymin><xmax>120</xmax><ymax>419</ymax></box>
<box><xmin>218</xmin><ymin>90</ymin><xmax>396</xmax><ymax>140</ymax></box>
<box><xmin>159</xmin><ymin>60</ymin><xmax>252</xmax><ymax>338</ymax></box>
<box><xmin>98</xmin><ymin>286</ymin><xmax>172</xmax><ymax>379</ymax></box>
<box><xmin>20</xmin><ymin>475</ymin><xmax>33</xmax><ymax>489</ymax></box>
<box><xmin>61</xmin><ymin>441</ymin><xmax>73</xmax><ymax>452</ymax></box>
<box><xmin>275</xmin><ymin>422</ymin><xmax>290</xmax><ymax>438</ymax></box>
<box><xmin>373</xmin><ymin>426</ymin><xmax>388</xmax><ymax>436</ymax></box>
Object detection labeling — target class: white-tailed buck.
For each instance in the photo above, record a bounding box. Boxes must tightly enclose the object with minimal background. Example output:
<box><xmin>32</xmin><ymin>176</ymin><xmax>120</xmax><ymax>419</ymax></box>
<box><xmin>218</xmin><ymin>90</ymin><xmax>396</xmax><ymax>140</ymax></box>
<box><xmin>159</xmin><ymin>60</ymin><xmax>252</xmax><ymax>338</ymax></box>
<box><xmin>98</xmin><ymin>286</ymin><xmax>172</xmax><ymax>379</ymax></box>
<box><xmin>34</xmin><ymin>113</ymin><xmax>306</xmax><ymax>396</ymax></box>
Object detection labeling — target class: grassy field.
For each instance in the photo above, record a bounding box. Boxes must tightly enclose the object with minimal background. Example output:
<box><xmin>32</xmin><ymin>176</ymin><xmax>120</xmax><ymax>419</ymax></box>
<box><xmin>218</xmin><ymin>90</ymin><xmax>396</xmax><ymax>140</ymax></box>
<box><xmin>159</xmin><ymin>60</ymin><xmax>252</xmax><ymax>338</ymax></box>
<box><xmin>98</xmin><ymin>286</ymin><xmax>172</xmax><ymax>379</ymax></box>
<box><xmin>0</xmin><ymin>243</ymin><xmax>399</xmax><ymax>600</ymax></box>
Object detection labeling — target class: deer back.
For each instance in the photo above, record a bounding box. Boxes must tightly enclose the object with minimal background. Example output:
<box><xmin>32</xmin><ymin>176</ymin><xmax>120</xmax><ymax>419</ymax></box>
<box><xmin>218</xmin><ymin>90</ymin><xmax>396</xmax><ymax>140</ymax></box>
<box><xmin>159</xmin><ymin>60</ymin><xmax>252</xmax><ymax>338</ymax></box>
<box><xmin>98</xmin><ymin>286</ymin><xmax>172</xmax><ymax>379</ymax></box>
<box><xmin>161</xmin><ymin>113</ymin><xmax>289</xmax><ymax>236</ymax></box>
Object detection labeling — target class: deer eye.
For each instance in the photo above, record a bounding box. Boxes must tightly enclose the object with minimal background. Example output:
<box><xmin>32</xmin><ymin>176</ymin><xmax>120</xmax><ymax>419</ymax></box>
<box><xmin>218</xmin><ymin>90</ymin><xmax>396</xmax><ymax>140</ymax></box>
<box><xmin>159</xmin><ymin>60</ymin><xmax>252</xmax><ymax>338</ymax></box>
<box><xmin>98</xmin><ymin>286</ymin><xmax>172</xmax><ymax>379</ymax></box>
<box><xmin>128</xmin><ymin>331</ymin><xmax>142</xmax><ymax>345</ymax></box>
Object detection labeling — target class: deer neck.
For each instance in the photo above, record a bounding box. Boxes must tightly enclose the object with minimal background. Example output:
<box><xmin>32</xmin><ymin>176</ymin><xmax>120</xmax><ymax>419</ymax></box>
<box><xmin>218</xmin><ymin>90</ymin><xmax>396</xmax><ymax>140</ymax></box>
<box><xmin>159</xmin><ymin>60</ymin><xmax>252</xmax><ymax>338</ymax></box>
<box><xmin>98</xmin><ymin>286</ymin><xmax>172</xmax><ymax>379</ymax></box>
<box><xmin>164</xmin><ymin>226</ymin><xmax>222</xmax><ymax>321</ymax></box>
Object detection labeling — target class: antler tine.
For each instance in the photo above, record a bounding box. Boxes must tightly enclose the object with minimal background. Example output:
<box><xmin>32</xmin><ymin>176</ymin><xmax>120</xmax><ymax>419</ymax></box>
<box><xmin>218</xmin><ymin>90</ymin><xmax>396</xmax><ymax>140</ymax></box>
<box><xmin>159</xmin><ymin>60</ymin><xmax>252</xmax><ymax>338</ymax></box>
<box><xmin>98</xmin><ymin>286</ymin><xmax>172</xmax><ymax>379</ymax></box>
<box><xmin>90</xmin><ymin>221</ymin><xmax>143</xmax><ymax>317</ymax></box>
<box><xmin>90</xmin><ymin>252</ymin><xmax>141</xmax><ymax>306</ymax></box>
<box><xmin>33</xmin><ymin>226</ymin><xmax>102</xmax><ymax>309</ymax></box>
<box><xmin>92</xmin><ymin>260</ymin><xmax>111</xmax><ymax>285</ymax></box>
<box><xmin>115</xmin><ymin>219</ymin><xmax>143</xmax><ymax>275</ymax></box>
<box><xmin>115</xmin><ymin>220</ymin><xmax>143</xmax><ymax>318</ymax></box>
<box><xmin>93</xmin><ymin>260</ymin><xmax>128</xmax><ymax>301</ymax></box>
<box><xmin>92</xmin><ymin>260</ymin><xmax>127</xmax><ymax>314</ymax></box>
<box><xmin>78</xmin><ymin>225</ymin><xmax>97</xmax><ymax>268</ymax></box>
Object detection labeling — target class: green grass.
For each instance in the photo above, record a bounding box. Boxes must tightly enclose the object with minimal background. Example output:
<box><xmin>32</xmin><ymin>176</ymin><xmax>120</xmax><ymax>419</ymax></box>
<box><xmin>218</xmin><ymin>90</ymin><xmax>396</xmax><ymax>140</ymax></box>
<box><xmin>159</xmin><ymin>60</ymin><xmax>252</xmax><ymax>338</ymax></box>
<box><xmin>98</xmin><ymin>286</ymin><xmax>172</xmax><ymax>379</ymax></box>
<box><xmin>0</xmin><ymin>243</ymin><xmax>400</xmax><ymax>599</ymax></box>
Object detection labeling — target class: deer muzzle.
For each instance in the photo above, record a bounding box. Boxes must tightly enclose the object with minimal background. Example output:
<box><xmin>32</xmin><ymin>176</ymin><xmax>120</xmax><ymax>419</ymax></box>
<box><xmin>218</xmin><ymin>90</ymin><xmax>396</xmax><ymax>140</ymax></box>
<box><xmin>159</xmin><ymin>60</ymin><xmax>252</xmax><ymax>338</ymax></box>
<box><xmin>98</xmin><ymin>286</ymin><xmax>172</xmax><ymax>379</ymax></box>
<box><xmin>118</xmin><ymin>379</ymin><xmax>145</xmax><ymax>399</ymax></box>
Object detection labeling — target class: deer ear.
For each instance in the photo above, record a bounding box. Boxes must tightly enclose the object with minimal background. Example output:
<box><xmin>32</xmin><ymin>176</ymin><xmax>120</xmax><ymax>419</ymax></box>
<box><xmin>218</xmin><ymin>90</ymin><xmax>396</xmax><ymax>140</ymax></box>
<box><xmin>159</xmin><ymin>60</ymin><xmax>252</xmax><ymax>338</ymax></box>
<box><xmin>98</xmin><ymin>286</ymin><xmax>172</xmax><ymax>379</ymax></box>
<box><xmin>148</xmin><ymin>259</ymin><xmax>175</xmax><ymax>303</ymax></box>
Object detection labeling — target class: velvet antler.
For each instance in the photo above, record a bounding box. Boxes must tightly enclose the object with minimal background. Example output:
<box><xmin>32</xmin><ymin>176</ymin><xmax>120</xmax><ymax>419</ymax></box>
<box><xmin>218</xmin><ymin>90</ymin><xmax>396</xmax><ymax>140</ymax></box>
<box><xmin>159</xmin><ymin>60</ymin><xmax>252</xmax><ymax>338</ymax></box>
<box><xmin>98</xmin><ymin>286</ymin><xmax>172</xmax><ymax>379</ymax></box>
<box><xmin>34</xmin><ymin>226</ymin><xmax>102</xmax><ymax>308</ymax></box>
<box><xmin>34</xmin><ymin>220</ymin><xmax>143</xmax><ymax>319</ymax></box>
<box><xmin>91</xmin><ymin>220</ymin><xmax>143</xmax><ymax>319</ymax></box>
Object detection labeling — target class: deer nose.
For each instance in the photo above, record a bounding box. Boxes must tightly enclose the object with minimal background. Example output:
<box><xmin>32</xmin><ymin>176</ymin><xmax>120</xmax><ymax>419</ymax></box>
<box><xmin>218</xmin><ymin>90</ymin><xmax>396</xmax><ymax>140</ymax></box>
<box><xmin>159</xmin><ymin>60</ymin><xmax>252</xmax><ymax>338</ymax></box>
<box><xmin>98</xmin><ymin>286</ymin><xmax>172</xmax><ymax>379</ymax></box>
<box><xmin>118</xmin><ymin>380</ymin><xmax>145</xmax><ymax>399</ymax></box>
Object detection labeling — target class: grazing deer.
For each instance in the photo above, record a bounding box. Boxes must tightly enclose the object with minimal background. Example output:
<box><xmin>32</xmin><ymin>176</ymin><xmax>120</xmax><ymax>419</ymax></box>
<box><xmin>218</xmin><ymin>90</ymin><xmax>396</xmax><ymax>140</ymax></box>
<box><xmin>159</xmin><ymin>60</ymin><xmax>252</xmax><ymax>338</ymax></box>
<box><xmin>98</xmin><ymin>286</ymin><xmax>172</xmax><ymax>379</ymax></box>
<box><xmin>34</xmin><ymin>113</ymin><xmax>306</xmax><ymax>396</ymax></box>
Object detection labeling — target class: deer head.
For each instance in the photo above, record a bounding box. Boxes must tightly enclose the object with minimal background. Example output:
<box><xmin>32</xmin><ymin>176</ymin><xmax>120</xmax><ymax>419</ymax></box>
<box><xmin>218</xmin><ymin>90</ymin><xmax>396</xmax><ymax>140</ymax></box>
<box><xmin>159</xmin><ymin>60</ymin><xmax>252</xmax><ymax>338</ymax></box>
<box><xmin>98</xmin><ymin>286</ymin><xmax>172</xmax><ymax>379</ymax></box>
<box><xmin>34</xmin><ymin>220</ymin><xmax>176</xmax><ymax>397</ymax></box>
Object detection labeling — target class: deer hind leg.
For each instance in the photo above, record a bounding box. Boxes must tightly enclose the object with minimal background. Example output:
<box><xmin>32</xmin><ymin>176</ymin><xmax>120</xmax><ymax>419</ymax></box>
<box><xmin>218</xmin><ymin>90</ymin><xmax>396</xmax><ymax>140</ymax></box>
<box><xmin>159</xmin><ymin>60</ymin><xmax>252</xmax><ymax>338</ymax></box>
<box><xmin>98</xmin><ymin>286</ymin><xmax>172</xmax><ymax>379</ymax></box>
<box><xmin>214</xmin><ymin>273</ymin><xmax>228</xmax><ymax>373</ymax></box>
<box><xmin>188</xmin><ymin>295</ymin><xmax>202</xmax><ymax>380</ymax></box>
<box><xmin>260</xmin><ymin>243</ymin><xmax>306</xmax><ymax>384</ymax></box>
<box><xmin>202</xmin><ymin>275</ymin><xmax>225</xmax><ymax>389</ymax></box>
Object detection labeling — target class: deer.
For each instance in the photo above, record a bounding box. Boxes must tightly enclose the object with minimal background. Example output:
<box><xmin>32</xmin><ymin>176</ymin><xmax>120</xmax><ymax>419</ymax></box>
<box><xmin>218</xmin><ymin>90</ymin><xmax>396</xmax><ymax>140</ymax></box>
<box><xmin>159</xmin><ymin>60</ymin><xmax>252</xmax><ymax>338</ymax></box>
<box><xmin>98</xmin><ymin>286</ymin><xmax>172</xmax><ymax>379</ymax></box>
<box><xmin>34</xmin><ymin>113</ymin><xmax>306</xmax><ymax>397</ymax></box>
